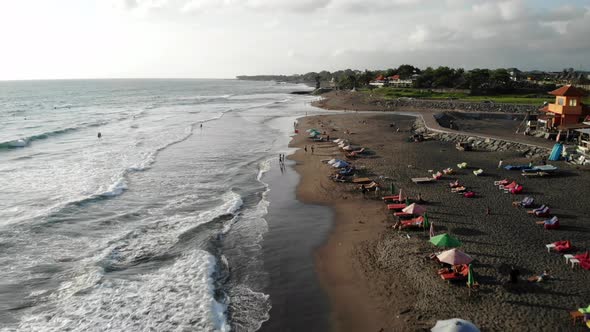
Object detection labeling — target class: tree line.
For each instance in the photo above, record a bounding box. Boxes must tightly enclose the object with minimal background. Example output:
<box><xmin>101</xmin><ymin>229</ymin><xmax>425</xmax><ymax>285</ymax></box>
<box><xmin>237</xmin><ymin>64</ymin><xmax>578</xmax><ymax>94</ymax></box>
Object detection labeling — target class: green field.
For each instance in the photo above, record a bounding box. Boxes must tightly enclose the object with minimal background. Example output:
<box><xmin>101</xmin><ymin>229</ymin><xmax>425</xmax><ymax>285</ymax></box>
<box><xmin>361</xmin><ymin>87</ymin><xmax>590</xmax><ymax>105</ymax></box>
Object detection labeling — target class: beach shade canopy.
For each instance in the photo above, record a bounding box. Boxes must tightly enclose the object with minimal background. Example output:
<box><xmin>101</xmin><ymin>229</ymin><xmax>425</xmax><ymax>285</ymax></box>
<box><xmin>327</xmin><ymin>159</ymin><xmax>339</xmax><ymax>165</ymax></box>
<box><xmin>333</xmin><ymin>161</ymin><xmax>350</xmax><ymax>168</ymax></box>
<box><xmin>436</xmin><ymin>249</ymin><xmax>473</xmax><ymax>265</ymax></box>
<box><xmin>431</xmin><ymin>319</ymin><xmax>480</xmax><ymax>332</ymax></box>
<box><xmin>430</xmin><ymin>233</ymin><xmax>462</xmax><ymax>248</ymax></box>
<box><xmin>402</xmin><ymin>203</ymin><xmax>426</xmax><ymax>215</ymax></box>
<box><xmin>467</xmin><ymin>264</ymin><xmax>475</xmax><ymax>288</ymax></box>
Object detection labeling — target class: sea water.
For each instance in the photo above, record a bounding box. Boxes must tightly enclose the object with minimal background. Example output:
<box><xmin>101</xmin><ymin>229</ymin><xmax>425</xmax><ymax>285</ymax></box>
<box><xmin>0</xmin><ymin>79</ymin><xmax>317</xmax><ymax>331</ymax></box>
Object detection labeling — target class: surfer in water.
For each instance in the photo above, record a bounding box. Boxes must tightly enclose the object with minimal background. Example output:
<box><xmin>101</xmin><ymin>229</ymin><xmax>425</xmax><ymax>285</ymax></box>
<box><xmin>200</xmin><ymin>123</ymin><xmax>203</xmax><ymax>129</ymax></box>
<box><xmin>98</xmin><ymin>132</ymin><xmax>102</xmax><ymax>139</ymax></box>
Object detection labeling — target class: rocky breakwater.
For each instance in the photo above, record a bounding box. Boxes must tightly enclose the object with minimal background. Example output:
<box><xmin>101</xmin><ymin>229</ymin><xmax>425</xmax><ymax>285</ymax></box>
<box><xmin>374</xmin><ymin>98</ymin><xmax>540</xmax><ymax>114</ymax></box>
<box><xmin>412</xmin><ymin>118</ymin><xmax>550</xmax><ymax>159</ymax></box>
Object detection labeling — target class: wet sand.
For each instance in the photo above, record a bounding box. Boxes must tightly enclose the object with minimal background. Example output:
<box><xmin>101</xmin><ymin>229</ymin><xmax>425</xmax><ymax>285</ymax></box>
<box><xmin>291</xmin><ymin>112</ymin><xmax>590</xmax><ymax>331</ymax></box>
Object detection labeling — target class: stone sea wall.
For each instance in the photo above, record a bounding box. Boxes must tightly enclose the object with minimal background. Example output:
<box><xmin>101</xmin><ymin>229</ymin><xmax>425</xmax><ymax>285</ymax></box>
<box><xmin>375</xmin><ymin>98</ymin><xmax>540</xmax><ymax>113</ymax></box>
<box><xmin>412</xmin><ymin>118</ymin><xmax>550</xmax><ymax>159</ymax></box>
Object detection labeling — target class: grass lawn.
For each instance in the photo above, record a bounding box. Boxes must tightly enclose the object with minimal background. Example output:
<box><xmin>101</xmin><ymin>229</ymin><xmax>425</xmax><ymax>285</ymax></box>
<box><xmin>361</xmin><ymin>87</ymin><xmax>590</xmax><ymax>105</ymax></box>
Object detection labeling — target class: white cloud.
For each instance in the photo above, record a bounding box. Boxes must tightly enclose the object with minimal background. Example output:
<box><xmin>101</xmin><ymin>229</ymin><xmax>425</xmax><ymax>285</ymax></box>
<box><xmin>2</xmin><ymin>0</ymin><xmax>590</xmax><ymax>80</ymax></box>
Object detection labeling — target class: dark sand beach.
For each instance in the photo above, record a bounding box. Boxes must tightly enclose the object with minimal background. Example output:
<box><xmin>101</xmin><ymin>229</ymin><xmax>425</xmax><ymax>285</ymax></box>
<box><xmin>289</xmin><ymin>102</ymin><xmax>590</xmax><ymax>331</ymax></box>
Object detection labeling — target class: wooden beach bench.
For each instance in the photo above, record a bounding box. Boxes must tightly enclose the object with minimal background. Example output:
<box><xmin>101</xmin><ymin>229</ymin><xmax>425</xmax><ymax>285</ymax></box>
<box><xmin>411</xmin><ymin>177</ymin><xmax>434</xmax><ymax>184</ymax></box>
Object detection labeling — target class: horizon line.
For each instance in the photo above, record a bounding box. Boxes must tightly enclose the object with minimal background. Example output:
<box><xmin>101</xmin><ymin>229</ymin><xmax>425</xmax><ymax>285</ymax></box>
<box><xmin>0</xmin><ymin>77</ymin><xmax>237</xmax><ymax>82</ymax></box>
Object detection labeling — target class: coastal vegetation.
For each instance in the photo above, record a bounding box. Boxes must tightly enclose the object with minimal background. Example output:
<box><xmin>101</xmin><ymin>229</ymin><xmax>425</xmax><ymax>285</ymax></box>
<box><xmin>238</xmin><ymin>65</ymin><xmax>590</xmax><ymax>104</ymax></box>
<box><xmin>363</xmin><ymin>87</ymin><xmax>590</xmax><ymax>105</ymax></box>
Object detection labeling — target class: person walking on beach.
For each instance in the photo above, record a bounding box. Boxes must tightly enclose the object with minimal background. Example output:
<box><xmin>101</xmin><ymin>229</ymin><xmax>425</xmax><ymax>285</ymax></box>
<box><xmin>311</xmin><ymin>145</ymin><xmax>315</xmax><ymax>154</ymax></box>
<box><xmin>498</xmin><ymin>159</ymin><xmax>503</xmax><ymax>169</ymax></box>
<box><xmin>360</xmin><ymin>184</ymin><xmax>367</xmax><ymax>198</ymax></box>
<box><xmin>304</xmin><ymin>145</ymin><xmax>307</xmax><ymax>153</ymax></box>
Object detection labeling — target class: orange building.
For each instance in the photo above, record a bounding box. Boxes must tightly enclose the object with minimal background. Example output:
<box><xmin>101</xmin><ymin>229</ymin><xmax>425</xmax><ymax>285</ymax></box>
<box><xmin>540</xmin><ymin>85</ymin><xmax>588</xmax><ymax>128</ymax></box>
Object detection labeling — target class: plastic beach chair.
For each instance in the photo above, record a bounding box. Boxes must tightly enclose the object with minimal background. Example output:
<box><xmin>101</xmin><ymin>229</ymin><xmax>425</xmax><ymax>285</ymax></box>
<box><xmin>473</xmin><ymin>169</ymin><xmax>483</xmax><ymax>176</ymax></box>
<box><xmin>457</xmin><ymin>162</ymin><xmax>467</xmax><ymax>169</ymax></box>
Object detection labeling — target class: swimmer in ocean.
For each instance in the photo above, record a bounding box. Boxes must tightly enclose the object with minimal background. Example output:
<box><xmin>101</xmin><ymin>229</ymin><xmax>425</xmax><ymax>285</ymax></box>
<box><xmin>98</xmin><ymin>132</ymin><xmax>102</xmax><ymax>138</ymax></box>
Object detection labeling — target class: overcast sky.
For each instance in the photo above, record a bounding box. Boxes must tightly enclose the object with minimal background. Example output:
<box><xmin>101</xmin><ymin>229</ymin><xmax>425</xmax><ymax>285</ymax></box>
<box><xmin>0</xmin><ymin>0</ymin><xmax>588</xmax><ymax>80</ymax></box>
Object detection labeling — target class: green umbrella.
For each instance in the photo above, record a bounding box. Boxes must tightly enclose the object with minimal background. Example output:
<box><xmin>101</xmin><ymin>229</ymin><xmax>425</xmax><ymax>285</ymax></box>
<box><xmin>390</xmin><ymin>183</ymin><xmax>395</xmax><ymax>195</ymax></box>
<box><xmin>466</xmin><ymin>264</ymin><xmax>475</xmax><ymax>288</ymax></box>
<box><xmin>423</xmin><ymin>212</ymin><xmax>430</xmax><ymax>229</ymax></box>
<box><xmin>429</xmin><ymin>233</ymin><xmax>462</xmax><ymax>248</ymax></box>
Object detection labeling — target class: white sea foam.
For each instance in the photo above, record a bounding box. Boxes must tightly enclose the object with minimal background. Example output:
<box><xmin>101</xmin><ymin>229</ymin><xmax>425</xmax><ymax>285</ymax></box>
<box><xmin>104</xmin><ymin>191</ymin><xmax>243</xmax><ymax>268</ymax></box>
<box><xmin>12</xmin><ymin>251</ymin><xmax>229</xmax><ymax>332</ymax></box>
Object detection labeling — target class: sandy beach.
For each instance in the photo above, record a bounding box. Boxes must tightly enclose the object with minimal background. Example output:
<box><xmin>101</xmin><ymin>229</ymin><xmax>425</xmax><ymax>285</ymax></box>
<box><xmin>289</xmin><ymin>96</ymin><xmax>590</xmax><ymax>331</ymax></box>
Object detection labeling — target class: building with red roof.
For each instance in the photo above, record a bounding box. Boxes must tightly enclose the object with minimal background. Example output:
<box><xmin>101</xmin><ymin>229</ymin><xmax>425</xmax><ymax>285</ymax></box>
<box><xmin>540</xmin><ymin>85</ymin><xmax>589</xmax><ymax>129</ymax></box>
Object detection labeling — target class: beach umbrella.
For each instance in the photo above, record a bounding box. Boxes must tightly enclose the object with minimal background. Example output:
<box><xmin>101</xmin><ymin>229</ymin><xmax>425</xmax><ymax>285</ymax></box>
<box><xmin>467</xmin><ymin>264</ymin><xmax>476</xmax><ymax>288</ymax></box>
<box><xmin>328</xmin><ymin>159</ymin><xmax>338</xmax><ymax>165</ymax></box>
<box><xmin>431</xmin><ymin>318</ymin><xmax>480</xmax><ymax>332</ymax></box>
<box><xmin>436</xmin><ymin>249</ymin><xmax>473</xmax><ymax>265</ymax></box>
<box><xmin>402</xmin><ymin>203</ymin><xmax>426</xmax><ymax>215</ymax></box>
<box><xmin>429</xmin><ymin>222</ymin><xmax>435</xmax><ymax>238</ymax></box>
<box><xmin>390</xmin><ymin>183</ymin><xmax>395</xmax><ymax>195</ymax></box>
<box><xmin>423</xmin><ymin>212</ymin><xmax>430</xmax><ymax>229</ymax></box>
<box><xmin>306</xmin><ymin>128</ymin><xmax>318</xmax><ymax>133</ymax></box>
<box><xmin>429</xmin><ymin>233</ymin><xmax>462</xmax><ymax>248</ymax></box>
<box><xmin>399</xmin><ymin>188</ymin><xmax>403</xmax><ymax>201</ymax></box>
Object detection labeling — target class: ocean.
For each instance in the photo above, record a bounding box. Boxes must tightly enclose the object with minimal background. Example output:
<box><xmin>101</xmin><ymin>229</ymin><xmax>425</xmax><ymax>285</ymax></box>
<box><xmin>0</xmin><ymin>79</ymin><xmax>325</xmax><ymax>331</ymax></box>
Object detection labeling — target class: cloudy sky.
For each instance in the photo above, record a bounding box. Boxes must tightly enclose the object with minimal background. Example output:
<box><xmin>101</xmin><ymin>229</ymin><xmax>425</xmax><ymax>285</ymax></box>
<box><xmin>0</xmin><ymin>0</ymin><xmax>588</xmax><ymax>80</ymax></box>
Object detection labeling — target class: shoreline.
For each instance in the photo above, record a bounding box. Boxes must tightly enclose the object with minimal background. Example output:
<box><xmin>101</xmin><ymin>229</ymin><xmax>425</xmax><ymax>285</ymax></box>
<box><xmin>288</xmin><ymin>113</ymin><xmax>420</xmax><ymax>331</ymax></box>
<box><xmin>289</xmin><ymin>108</ymin><xmax>589</xmax><ymax>331</ymax></box>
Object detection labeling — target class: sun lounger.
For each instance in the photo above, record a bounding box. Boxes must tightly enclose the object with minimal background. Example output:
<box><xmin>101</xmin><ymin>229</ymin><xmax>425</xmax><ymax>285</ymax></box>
<box><xmin>463</xmin><ymin>191</ymin><xmax>475</xmax><ymax>198</ymax></box>
<box><xmin>382</xmin><ymin>195</ymin><xmax>402</xmax><ymax>202</ymax></box>
<box><xmin>352</xmin><ymin>177</ymin><xmax>371</xmax><ymax>184</ymax></box>
<box><xmin>440</xmin><ymin>266</ymin><xmax>470</xmax><ymax>282</ymax></box>
<box><xmin>451</xmin><ymin>186</ymin><xmax>466</xmax><ymax>193</ymax></box>
<box><xmin>504</xmin><ymin>165</ymin><xmax>531</xmax><ymax>171</ymax></box>
<box><xmin>352</xmin><ymin>147</ymin><xmax>366</xmax><ymax>154</ymax></box>
<box><xmin>494</xmin><ymin>179</ymin><xmax>510</xmax><ymax>186</ymax></box>
<box><xmin>432</xmin><ymin>172</ymin><xmax>443</xmax><ymax>180</ymax></box>
<box><xmin>509</xmin><ymin>185</ymin><xmax>523</xmax><ymax>195</ymax></box>
<box><xmin>499</xmin><ymin>181</ymin><xmax>517</xmax><ymax>190</ymax></box>
<box><xmin>526</xmin><ymin>165</ymin><xmax>558</xmax><ymax>172</ymax></box>
<box><xmin>530</xmin><ymin>206</ymin><xmax>550</xmax><ymax>217</ymax></box>
<box><xmin>443</xmin><ymin>168</ymin><xmax>454</xmax><ymax>175</ymax></box>
<box><xmin>521</xmin><ymin>171</ymin><xmax>550</xmax><ymax>177</ymax></box>
<box><xmin>411</xmin><ymin>177</ymin><xmax>434</xmax><ymax>184</ymax></box>
<box><xmin>513</xmin><ymin>196</ymin><xmax>534</xmax><ymax>207</ymax></box>
<box><xmin>449</xmin><ymin>180</ymin><xmax>460</xmax><ymax>188</ymax></box>
<box><xmin>387</xmin><ymin>203</ymin><xmax>407</xmax><ymax>211</ymax></box>
<box><xmin>537</xmin><ymin>216</ymin><xmax>559</xmax><ymax>230</ymax></box>
<box><xmin>547</xmin><ymin>240</ymin><xmax>573</xmax><ymax>253</ymax></box>
<box><xmin>575</xmin><ymin>252</ymin><xmax>589</xmax><ymax>261</ymax></box>
<box><xmin>473</xmin><ymin>169</ymin><xmax>483</xmax><ymax>176</ymax></box>
<box><xmin>457</xmin><ymin>162</ymin><xmax>467</xmax><ymax>169</ymax></box>
<box><xmin>400</xmin><ymin>216</ymin><xmax>425</xmax><ymax>229</ymax></box>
